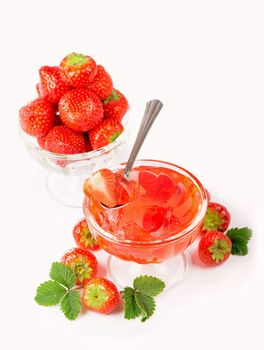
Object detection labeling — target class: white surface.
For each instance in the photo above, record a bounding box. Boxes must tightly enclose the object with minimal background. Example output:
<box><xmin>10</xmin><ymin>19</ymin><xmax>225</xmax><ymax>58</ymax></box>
<box><xmin>0</xmin><ymin>1</ymin><xmax>263</xmax><ymax>349</ymax></box>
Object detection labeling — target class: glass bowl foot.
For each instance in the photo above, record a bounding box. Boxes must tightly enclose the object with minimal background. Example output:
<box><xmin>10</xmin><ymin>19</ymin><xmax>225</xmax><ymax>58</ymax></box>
<box><xmin>46</xmin><ymin>172</ymin><xmax>86</xmax><ymax>207</ymax></box>
<box><xmin>107</xmin><ymin>253</ymin><xmax>190</xmax><ymax>292</ymax></box>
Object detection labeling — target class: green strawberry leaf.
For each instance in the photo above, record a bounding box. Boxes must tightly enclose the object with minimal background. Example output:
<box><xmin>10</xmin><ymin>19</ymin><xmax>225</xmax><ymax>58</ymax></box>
<box><xmin>123</xmin><ymin>275</ymin><xmax>165</xmax><ymax>322</ymax></box>
<box><xmin>49</xmin><ymin>262</ymin><xmax>76</xmax><ymax>289</ymax></box>
<box><xmin>60</xmin><ymin>290</ymin><xmax>81</xmax><ymax>321</ymax></box>
<box><xmin>122</xmin><ymin>287</ymin><xmax>141</xmax><ymax>320</ymax></box>
<box><xmin>134</xmin><ymin>291</ymin><xmax>156</xmax><ymax>322</ymax></box>
<box><xmin>226</xmin><ymin>227</ymin><xmax>252</xmax><ymax>256</ymax></box>
<box><xmin>35</xmin><ymin>280</ymin><xmax>67</xmax><ymax>306</ymax></box>
<box><xmin>133</xmin><ymin>275</ymin><xmax>165</xmax><ymax>297</ymax></box>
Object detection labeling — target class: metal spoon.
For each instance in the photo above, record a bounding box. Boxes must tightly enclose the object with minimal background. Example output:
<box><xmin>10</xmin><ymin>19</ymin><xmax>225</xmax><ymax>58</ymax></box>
<box><xmin>123</xmin><ymin>99</ymin><xmax>163</xmax><ymax>178</ymax></box>
<box><xmin>99</xmin><ymin>99</ymin><xmax>163</xmax><ymax>209</ymax></box>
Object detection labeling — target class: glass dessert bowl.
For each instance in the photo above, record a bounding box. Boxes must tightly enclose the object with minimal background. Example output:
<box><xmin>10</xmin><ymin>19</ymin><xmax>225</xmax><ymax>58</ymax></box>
<box><xmin>19</xmin><ymin>112</ymin><xmax>130</xmax><ymax>207</ymax></box>
<box><xmin>83</xmin><ymin>159</ymin><xmax>208</xmax><ymax>289</ymax></box>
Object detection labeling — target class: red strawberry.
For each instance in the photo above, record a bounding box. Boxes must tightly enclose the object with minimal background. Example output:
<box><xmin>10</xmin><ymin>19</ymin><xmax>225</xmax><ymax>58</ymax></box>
<box><xmin>82</xmin><ymin>277</ymin><xmax>119</xmax><ymax>314</ymax></box>
<box><xmin>202</xmin><ymin>202</ymin><xmax>231</xmax><ymax>234</ymax></box>
<box><xmin>89</xmin><ymin>118</ymin><xmax>124</xmax><ymax>150</ymax></box>
<box><xmin>59</xmin><ymin>52</ymin><xmax>97</xmax><ymax>88</ymax></box>
<box><xmin>103</xmin><ymin>89</ymin><xmax>128</xmax><ymax>122</ymax></box>
<box><xmin>59</xmin><ymin>89</ymin><xmax>103</xmax><ymax>132</ymax></box>
<box><xmin>44</xmin><ymin>125</ymin><xmax>86</xmax><ymax>154</ymax></box>
<box><xmin>83</xmin><ymin>169</ymin><xmax>117</xmax><ymax>208</ymax></box>
<box><xmin>61</xmin><ymin>247</ymin><xmax>98</xmax><ymax>286</ymax></box>
<box><xmin>198</xmin><ymin>231</ymin><xmax>232</xmax><ymax>266</ymax></box>
<box><xmin>39</xmin><ymin>66</ymin><xmax>69</xmax><ymax>103</ymax></box>
<box><xmin>73</xmin><ymin>218</ymin><xmax>100</xmax><ymax>251</ymax></box>
<box><xmin>19</xmin><ymin>98</ymin><xmax>55</xmax><ymax>137</ymax></box>
<box><xmin>88</xmin><ymin>65</ymin><xmax>113</xmax><ymax>100</ymax></box>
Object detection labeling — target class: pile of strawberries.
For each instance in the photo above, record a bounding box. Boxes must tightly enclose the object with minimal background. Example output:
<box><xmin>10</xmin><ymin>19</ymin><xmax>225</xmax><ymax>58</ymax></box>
<box><xmin>51</xmin><ymin>218</ymin><xmax>119</xmax><ymax>315</ymax></box>
<box><xmin>198</xmin><ymin>194</ymin><xmax>252</xmax><ymax>266</ymax></box>
<box><xmin>19</xmin><ymin>53</ymin><xmax>128</xmax><ymax>154</ymax></box>
<box><xmin>64</xmin><ymin>218</ymin><xmax>119</xmax><ymax>314</ymax></box>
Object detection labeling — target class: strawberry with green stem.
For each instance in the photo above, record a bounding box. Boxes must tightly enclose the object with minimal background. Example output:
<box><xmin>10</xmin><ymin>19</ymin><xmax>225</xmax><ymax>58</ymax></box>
<box><xmin>61</xmin><ymin>247</ymin><xmax>98</xmax><ymax>286</ymax></box>
<box><xmin>89</xmin><ymin>117</ymin><xmax>124</xmax><ymax>150</ymax></box>
<box><xmin>59</xmin><ymin>52</ymin><xmax>97</xmax><ymax>88</ymax></box>
<box><xmin>103</xmin><ymin>89</ymin><xmax>128</xmax><ymax>122</ymax></box>
<box><xmin>198</xmin><ymin>227</ymin><xmax>252</xmax><ymax>266</ymax></box>
<box><xmin>82</xmin><ymin>277</ymin><xmax>119</xmax><ymax>314</ymax></box>
<box><xmin>201</xmin><ymin>202</ymin><xmax>231</xmax><ymax>233</ymax></box>
<box><xmin>198</xmin><ymin>231</ymin><xmax>232</xmax><ymax>266</ymax></box>
<box><xmin>73</xmin><ymin>218</ymin><xmax>100</xmax><ymax>251</ymax></box>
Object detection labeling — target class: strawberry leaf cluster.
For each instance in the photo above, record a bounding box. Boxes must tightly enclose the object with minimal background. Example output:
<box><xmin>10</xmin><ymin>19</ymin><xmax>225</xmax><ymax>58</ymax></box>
<box><xmin>35</xmin><ymin>262</ymin><xmax>81</xmax><ymax>320</ymax></box>
<box><xmin>226</xmin><ymin>227</ymin><xmax>252</xmax><ymax>256</ymax></box>
<box><xmin>122</xmin><ymin>275</ymin><xmax>165</xmax><ymax>322</ymax></box>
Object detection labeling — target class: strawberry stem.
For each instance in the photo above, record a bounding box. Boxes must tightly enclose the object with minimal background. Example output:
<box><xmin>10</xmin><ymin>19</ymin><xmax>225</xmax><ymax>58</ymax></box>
<box><xmin>66</xmin><ymin>53</ymin><xmax>87</xmax><ymax>66</ymax></box>
<box><xmin>208</xmin><ymin>239</ymin><xmax>231</xmax><ymax>262</ymax></box>
<box><xmin>103</xmin><ymin>89</ymin><xmax>120</xmax><ymax>104</ymax></box>
<box><xmin>203</xmin><ymin>208</ymin><xmax>223</xmax><ymax>231</ymax></box>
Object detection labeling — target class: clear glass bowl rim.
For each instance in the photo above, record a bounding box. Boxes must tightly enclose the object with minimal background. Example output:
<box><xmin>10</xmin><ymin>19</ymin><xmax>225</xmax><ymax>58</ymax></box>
<box><xmin>84</xmin><ymin>159</ymin><xmax>208</xmax><ymax>246</ymax></box>
<box><xmin>18</xmin><ymin>111</ymin><xmax>130</xmax><ymax>161</ymax></box>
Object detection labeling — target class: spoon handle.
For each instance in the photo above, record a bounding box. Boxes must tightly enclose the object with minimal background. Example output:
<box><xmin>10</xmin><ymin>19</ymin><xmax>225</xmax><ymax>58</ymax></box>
<box><xmin>123</xmin><ymin>99</ymin><xmax>163</xmax><ymax>178</ymax></box>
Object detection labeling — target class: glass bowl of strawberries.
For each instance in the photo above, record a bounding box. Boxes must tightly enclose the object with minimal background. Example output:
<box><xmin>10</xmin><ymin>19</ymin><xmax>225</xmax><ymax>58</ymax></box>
<box><xmin>83</xmin><ymin>160</ymin><xmax>208</xmax><ymax>289</ymax></box>
<box><xmin>19</xmin><ymin>52</ymin><xmax>130</xmax><ymax>207</ymax></box>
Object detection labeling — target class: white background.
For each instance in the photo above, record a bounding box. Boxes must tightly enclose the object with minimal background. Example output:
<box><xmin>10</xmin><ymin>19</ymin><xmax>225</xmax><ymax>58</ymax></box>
<box><xmin>0</xmin><ymin>1</ymin><xmax>263</xmax><ymax>349</ymax></box>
